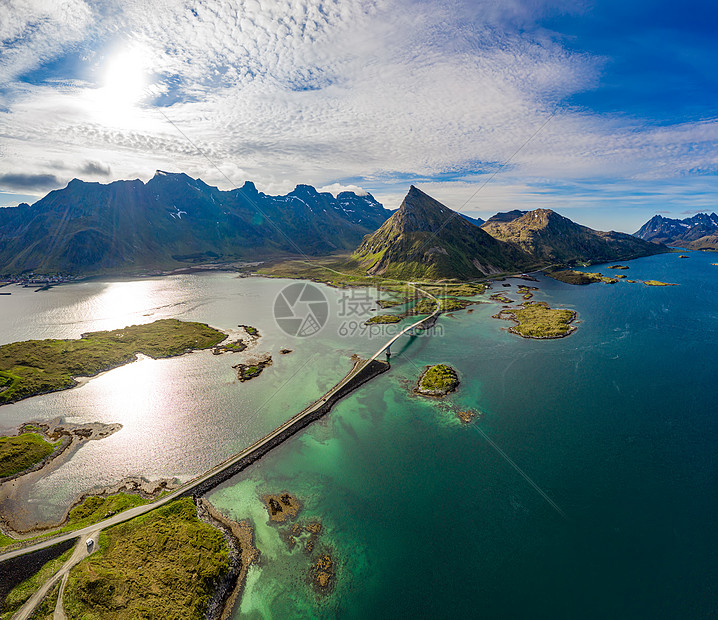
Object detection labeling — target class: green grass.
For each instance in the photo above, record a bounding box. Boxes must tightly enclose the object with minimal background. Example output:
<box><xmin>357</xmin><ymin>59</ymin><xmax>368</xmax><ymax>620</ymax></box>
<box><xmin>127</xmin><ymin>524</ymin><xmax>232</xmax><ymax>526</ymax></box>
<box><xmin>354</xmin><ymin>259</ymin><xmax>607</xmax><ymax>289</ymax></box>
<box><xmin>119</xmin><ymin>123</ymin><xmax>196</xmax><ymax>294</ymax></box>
<box><xmin>546</xmin><ymin>270</ymin><xmax>618</xmax><ymax>285</ymax></box>
<box><xmin>365</xmin><ymin>314</ymin><xmax>402</xmax><ymax>324</ymax></box>
<box><xmin>0</xmin><ymin>547</ymin><xmax>73</xmax><ymax>620</ymax></box>
<box><xmin>0</xmin><ymin>432</ymin><xmax>61</xmax><ymax>477</ymax></box>
<box><xmin>411</xmin><ymin>297</ymin><xmax>471</xmax><ymax>315</ymax></box>
<box><xmin>63</xmin><ymin>498</ymin><xmax>229</xmax><ymax>620</ymax></box>
<box><xmin>419</xmin><ymin>364</ymin><xmax>459</xmax><ymax>393</ymax></box>
<box><xmin>63</xmin><ymin>494</ymin><xmax>149</xmax><ymax>532</ymax></box>
<box><xmin>501</xmin><ymin>301</ymin><xmax>576</xmax><ymax>338</ymax></box>
<box><xmin>0</xmin><ymin>319</ymin><xmax>225</xmax><ymax>405</ymax></box>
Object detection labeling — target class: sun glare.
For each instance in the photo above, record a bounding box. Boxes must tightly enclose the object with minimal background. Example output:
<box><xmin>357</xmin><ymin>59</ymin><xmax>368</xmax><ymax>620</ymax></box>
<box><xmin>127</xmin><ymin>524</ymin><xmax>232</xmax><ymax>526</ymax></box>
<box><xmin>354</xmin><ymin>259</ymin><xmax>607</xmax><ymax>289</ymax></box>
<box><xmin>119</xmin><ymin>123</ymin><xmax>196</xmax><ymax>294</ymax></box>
<box><xmin>104</xmin><ymin>48</ymin><xmax>147</xmax><ymax>103</ymax></box>
<box><xmin>90</xmin><ymin>47</ymin><xmax>149</xmax><ymax>127</ymax></box>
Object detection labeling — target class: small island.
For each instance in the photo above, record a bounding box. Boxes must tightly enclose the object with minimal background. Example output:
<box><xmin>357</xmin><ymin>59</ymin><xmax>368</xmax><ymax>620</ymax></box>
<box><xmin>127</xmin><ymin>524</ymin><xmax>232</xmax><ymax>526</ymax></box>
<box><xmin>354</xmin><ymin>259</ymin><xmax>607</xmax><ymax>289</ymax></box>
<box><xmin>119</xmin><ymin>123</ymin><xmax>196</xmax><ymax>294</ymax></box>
<box><xmin>365</xmin><ymin>314</ymin><xmax>402</xmax><ymax>325</ymax></box>
<box><xmin>233</xmin><ymin>355</ymin><xmax>272</xmax><ymax>382</ymax></box>
<box><xmin>489</xmin><ymin>293</ymin><xmax>513</xmax><ymax>303</ymax></box>
<box><xmin>239</xmin><ymin>324</ymin><xmax>260</xmax><ymax>338</ymax></box>
<box><xmin>642</xmin><ymin>280</ymin><xmax>679</xmax><ymax>286</ymax></box>
<box><xmin>410</xmin><ymin>297</ymin><xmax>473</xmax><ymax>315</ymax></box>
<box><xmin>494</xmin><ymin>301</ymin><xmax>577</xmax><ymax>339</ymax></box>
<box><xmin>311</xmin><ymin>553</ymin><xmax>336</xmax><ymax>591</ymax></box>
<box><xmin>212</xmin><ymin>340</ymin><xmax>247</xmax><ymax>354</ymax></box>
<box><xmin>517</xmin><ymin>285</ymin><xmax>537</xmax><ymax>300</ymax></box>
<box><xmin>376</xmin><ymin>298</ymin><xmax>407</xmax><ymax>308</ymax></box>
<box><xmin>608</xmin><ymin>264</ymin><xmax>629</xmax><ymax>269</ymax></box>
<box><xmin>456</xmin><ymin>410</ymin><xmax>477</xmax><ymax>424</ymax></box>
<box><xmin>0</xmin><ymin>319</ymin><xmax>226</xmax><ymax>405</ymax></box>
<box><xmin>415</xmin><ymin>364</ymin><xmax>460</xmax><ymax>397</ymax></box>
<box><xmin>547</xmin><ymin>270</ymin><xmax>617</xmax><ymax>285</ymax></box>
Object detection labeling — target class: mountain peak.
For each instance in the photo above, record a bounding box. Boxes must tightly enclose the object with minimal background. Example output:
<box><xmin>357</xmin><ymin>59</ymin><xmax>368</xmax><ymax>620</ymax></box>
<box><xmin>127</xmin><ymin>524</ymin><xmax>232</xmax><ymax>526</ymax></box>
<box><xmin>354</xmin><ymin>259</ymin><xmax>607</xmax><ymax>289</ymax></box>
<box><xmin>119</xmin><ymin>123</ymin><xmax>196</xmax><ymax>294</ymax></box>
<box><xmin>291</xmin><ymin>184</ymin><xmax>319</xmax><ymax>195</ymax></box>
<box><xmin>351</xmin><ymin>186</ymin><xmax>530</xmax><ymax>279</ymax></box>
<box><xmin>482</xmin><ymin>207</ymin><xmax>665</xmax><ymax>263</ymax></box>
<box><xmin>635</xmin><ymin>212</ymin><xmax>718</xmax><ymax>250</ymax></box>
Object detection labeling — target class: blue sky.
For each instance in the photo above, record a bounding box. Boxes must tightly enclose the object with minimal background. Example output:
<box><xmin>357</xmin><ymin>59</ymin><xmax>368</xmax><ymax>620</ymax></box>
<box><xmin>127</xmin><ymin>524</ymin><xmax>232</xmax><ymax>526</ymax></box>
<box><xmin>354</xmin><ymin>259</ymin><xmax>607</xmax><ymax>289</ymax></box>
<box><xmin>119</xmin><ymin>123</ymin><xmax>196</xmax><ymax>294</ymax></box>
<box><xmin>0</xmin><ymin>0</ymin><xmax>716</xmax><ymax>232</ymax></box>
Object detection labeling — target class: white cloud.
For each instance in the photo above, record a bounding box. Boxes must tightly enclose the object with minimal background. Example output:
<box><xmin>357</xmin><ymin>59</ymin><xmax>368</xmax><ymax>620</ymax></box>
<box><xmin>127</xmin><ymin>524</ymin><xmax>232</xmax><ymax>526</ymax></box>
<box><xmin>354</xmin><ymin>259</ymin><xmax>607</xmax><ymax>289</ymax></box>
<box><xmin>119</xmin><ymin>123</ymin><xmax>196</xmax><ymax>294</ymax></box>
<box><xmin>0</xmin><ymin>0</ymin><xmax>716</xmax><ymax>225</ymax></box>
<box><xmin>317</xmin><ymin>183</ymin><xmax>368</xmax><ymax>197</ymax></box>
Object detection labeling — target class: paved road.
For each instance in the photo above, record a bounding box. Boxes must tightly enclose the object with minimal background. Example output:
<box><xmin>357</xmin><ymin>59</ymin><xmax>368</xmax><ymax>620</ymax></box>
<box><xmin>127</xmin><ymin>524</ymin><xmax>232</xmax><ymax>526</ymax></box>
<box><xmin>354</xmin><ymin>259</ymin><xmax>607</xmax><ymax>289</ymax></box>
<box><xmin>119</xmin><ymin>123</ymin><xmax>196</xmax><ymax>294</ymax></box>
<box><xmin>1</xmin><ymin>285</ymin><xmax>439</xmax><ymax>568</ymax></box>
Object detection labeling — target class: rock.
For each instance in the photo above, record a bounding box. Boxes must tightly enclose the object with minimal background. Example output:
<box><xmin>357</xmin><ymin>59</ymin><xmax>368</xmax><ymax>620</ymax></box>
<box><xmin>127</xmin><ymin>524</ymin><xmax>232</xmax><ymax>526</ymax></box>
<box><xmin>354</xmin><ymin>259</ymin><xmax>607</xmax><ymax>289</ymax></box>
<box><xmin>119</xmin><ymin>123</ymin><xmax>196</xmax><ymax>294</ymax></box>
<box><xmin>262</xmin><ymin>492</ymin><xmax>301</xmax><ymax>523</ymax></box>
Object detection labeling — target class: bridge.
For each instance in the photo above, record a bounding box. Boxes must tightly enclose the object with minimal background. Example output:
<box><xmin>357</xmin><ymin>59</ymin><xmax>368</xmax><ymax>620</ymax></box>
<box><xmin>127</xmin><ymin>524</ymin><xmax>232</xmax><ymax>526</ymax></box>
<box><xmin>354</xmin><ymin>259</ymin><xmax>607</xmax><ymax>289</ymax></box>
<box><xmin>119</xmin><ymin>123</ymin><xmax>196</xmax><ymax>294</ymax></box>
<box><xmin>0</xmin><ymin>285</ymin><xmax>440</xmax><ymax>568</ymax></box>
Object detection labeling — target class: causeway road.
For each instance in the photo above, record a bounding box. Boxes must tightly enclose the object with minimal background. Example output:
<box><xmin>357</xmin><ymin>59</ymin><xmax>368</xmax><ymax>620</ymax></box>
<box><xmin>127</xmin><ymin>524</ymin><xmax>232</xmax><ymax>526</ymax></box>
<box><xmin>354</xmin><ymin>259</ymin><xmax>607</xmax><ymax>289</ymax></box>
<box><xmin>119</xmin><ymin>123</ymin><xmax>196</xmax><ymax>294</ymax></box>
<box><xmin>0</xmin><ymin>285</ymin><xmax>439</xmax><ymax>566</ymax></box>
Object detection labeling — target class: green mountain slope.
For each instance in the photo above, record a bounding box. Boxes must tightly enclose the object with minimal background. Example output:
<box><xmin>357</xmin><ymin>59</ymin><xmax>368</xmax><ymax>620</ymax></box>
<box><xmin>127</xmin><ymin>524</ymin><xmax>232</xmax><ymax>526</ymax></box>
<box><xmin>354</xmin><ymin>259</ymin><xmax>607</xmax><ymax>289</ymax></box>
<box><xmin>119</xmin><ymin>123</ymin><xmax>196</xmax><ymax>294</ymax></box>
<box><xmin>350</xmin><ymin>186</ymin><xmax>534</xmax><ymax>280</ymax></box>
<box><xmin>481</xmin><ymin>209</ymin><xmax>668</xmax><ymax>264</ymax></box>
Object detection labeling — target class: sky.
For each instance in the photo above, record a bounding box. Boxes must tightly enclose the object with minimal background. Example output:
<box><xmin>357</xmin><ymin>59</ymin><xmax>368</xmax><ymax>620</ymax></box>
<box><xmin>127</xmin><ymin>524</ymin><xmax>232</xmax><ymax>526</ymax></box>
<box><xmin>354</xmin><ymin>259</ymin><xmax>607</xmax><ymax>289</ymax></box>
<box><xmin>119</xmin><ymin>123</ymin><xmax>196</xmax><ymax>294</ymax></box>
<box><xmin>0</xmin><ymin>0</ymin><xmax>717</xmax><ymax>232</ymax></box>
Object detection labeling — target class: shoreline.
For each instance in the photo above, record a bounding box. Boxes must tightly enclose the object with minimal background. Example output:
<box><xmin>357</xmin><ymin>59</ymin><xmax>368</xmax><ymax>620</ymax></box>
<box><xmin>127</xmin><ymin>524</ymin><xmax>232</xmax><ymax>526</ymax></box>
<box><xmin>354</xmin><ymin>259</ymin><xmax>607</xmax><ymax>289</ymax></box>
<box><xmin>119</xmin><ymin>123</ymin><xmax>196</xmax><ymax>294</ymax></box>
<box><xmin>197</xmin><ymin>497</ymin><xmax>259</xmax><ymax>620</ymax></box>
<box><xmin>0</xmin><ymin>467</ymin><xmax>176</xmax><ymax>541</ymax></box>
<box><xmin>0</xmin><ymin>421</ymin><xmax>123</xmax><ymax>536</ymax></box>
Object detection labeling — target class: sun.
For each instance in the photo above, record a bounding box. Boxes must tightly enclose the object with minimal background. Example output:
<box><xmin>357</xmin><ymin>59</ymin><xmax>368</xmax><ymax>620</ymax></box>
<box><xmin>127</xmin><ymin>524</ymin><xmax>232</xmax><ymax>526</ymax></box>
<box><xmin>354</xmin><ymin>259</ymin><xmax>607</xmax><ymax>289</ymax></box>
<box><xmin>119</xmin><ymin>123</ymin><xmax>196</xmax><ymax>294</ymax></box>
<box><xmin>103</xmin><ymin>48</ymin><xmax>147</xmax><ymax>105</ymax></box>
<box><xmin>90</xmin><ymin>47</ymin><xmax>149</xmax><ymax>127</ymax></box>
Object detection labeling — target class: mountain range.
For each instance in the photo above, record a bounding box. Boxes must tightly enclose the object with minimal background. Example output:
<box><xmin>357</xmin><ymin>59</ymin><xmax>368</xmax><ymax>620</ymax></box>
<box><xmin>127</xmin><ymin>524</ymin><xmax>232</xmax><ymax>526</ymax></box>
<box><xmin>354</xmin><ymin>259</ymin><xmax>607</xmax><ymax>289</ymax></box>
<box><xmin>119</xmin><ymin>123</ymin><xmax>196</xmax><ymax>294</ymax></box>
<box><xmin>634</xmin><ymin>213</ymin><xmax>718</xmax><ymax>250</ymax></box>
<box><xmin>0</xmin><ymin>174</ymin><xmax>672</xmax><ymax>279</ymax></box>
<box><xmin>350</xmin><ymin>186</ymin><xmax>667</xmax><ymax>279</ymax></box>
<box><xmin>0</xmin><ymin>172</ymin><xmax>390</xmax><ymax>275</ymax></box>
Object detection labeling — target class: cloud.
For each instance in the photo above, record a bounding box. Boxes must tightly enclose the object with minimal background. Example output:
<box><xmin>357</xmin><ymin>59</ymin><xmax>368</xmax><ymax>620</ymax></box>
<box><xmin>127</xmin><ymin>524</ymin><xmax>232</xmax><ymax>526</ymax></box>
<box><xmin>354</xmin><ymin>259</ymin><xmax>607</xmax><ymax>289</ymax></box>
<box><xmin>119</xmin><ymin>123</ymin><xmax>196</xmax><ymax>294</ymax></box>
<box><xmin>0</xmin><ymin>173</ymin><xmax>61</xmax><ymax>192</ymax></box>
<box><xmin>80</xmin><ymin>160</ymin><xmax>111</xmax><ymax>176</ymax></box>
<box><xmin>681</xmin><ymin>209</ymin><xmax>714</xmax><ymax>215</ymax></box>
<box><xmin>0</xmin><ymin>0</ymin><xmax>716</xmax><ymax>228</ymax></box>
<box><xmin>317</xmin><ymin>183</ymin><xmax>368</xmax><ymax>197</ymax></box>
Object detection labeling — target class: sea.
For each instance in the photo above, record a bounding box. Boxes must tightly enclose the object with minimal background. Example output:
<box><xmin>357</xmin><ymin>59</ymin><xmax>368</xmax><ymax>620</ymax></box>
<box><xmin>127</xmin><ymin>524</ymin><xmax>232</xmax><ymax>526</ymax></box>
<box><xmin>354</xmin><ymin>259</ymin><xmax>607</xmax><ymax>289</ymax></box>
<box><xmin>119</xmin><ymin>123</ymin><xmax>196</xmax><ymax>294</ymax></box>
<box><xmin>1</xmin><ymin>251</ymin><xmax>716</xmax><ymax>618</ymax></box>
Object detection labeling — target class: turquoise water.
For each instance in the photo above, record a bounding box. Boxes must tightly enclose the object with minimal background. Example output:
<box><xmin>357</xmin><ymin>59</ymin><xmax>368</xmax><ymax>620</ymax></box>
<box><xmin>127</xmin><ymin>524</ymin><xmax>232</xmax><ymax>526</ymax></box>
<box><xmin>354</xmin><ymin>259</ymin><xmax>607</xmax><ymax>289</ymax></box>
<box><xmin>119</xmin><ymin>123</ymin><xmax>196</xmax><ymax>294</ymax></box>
<box><xmin>208</xmin><ymin>251</ymin><xmax>718</xmax><ymax>618</ymax></box>
<box><xmin>1</xmin><ymin>254</ymin><xmax>716</xmax><ymax>617</ymax></box>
